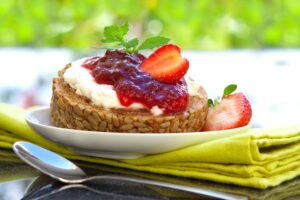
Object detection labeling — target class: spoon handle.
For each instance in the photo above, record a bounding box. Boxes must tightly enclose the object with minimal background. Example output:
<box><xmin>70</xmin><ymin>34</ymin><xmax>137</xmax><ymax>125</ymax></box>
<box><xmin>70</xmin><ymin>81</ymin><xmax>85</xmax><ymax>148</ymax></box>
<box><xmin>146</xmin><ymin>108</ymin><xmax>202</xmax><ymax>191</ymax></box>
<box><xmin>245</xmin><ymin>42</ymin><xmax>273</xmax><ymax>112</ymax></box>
<box><xmin>84</xmin><ymin>174</ymin><xmax>248</xmax><ymax>200</ymax></box>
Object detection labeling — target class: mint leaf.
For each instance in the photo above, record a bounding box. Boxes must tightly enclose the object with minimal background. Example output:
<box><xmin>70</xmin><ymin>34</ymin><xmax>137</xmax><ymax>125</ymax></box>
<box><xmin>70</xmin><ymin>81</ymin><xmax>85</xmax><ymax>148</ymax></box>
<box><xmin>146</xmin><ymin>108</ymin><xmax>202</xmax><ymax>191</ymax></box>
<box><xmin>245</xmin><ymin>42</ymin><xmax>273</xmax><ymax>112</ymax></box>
<box><xmin>123</xmin><ymin>38</ymin><xmax>139</xmax><ymax>49</ymax></box>
<box><xmin>101</xmin><ymin>22</ymin><xmax>129</xmax><ymax>43</ymax></box>
<box><xmin>223</xmin><ymin>84</ymin><xmax>237</xmax><ymax>98</ymax></box>
<box><xmin>100</xmin><ymin>22</ymin><xmax>170</xmax><ymax>53</ymax></box>
<box><xmin>208</xmin><ymin>99</ymin><xmax>214</xmax><ymax>107</ymax></box>
<box><xmin>208</xmin><ymin>84</ymin><xmax>237</xmax><ymax>108</ymax></box>
<box><xmin>137</xmin><ymin>36</ymin><xmax>170</xmax><ymax>51</ymax></box>
<box><xmin>101</xmin><ymin>26</ymin><xmax>120</xmax><ymax>43</ymax></box>
<box><xmin>119</xmin><ymin>21</ymin><xmax>129</xmax><ymax>37</ymax></box>
<box><xmin>208</xmin><ymin>97</ymin><xmax>221</xmax><ymax>108</ymax></box>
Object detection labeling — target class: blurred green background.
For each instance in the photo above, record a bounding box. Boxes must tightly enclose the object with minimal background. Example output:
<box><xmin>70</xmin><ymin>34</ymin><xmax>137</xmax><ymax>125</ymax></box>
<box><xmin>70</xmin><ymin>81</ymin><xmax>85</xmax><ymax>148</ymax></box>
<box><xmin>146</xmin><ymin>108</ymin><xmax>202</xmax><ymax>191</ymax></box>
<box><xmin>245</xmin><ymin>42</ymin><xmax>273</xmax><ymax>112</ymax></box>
<box><xmin>1</xmin><ymin>0</ymin><xmax>300</xmax><ymax>50</ymax></box>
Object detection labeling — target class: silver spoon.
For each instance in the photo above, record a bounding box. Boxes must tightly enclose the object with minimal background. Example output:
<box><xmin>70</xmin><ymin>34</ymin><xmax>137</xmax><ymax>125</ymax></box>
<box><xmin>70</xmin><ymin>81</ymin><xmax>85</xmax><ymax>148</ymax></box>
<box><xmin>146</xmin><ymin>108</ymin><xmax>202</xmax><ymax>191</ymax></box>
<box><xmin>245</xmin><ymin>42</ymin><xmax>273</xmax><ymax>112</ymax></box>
<box><xmin>13</xmin><ymin>141</ymin><xmax>248</xmax><ymax>200</ymax></box>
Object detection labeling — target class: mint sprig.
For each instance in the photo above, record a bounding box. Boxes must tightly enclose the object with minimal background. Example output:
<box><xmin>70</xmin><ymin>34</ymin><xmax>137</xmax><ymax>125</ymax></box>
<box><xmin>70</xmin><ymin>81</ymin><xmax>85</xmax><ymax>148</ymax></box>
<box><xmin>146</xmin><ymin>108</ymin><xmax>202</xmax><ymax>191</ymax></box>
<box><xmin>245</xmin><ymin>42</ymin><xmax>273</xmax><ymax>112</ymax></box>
<box><xmin>208</xmin><ymin>84</ymin><xmax>237</xmax><ymax>107</ymax></box>
<box><xmin>137</xmin><ymin>36</ymin><xmax>170</xmax><ymax>51</ymax></box>
<box><xmin>223</xmin><ymin>84</ymin><xmax>237</xmax><ymax>98</ymax></box>
<box><xmin>100</xmin><ymin>22</ymin><xmax>170</xmax><ymax>53</ymax></box>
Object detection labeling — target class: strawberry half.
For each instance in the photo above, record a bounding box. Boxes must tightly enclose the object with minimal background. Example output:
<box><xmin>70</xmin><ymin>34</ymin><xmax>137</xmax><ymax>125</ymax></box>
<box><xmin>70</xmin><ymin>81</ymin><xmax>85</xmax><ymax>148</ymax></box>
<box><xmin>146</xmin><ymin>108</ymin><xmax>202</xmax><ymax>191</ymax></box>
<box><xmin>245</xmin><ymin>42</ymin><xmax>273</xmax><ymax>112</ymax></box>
<box><xmin>203</xmin><ymin>93</ymin><xmax>252</xmax><ymax>131</ymax></box>
<box><xmin>140</xmin><ymin>44</ymin><xmax>189</xmax><ymax>83</ymax></box>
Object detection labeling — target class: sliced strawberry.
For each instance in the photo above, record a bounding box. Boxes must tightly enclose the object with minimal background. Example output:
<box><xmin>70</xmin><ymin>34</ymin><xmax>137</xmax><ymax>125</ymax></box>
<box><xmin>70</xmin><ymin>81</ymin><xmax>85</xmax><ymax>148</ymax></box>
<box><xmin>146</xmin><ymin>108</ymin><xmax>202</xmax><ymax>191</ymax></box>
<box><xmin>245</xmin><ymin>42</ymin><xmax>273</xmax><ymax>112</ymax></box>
<box><xmin>203</xmin><ymin>93</ymin><xmax>252</xmax><ymax>131</ymax></box>
<box><xmin>141</xmin><ymin>44</ymin><xmax>189</xmax><ymax>83</ymax></box>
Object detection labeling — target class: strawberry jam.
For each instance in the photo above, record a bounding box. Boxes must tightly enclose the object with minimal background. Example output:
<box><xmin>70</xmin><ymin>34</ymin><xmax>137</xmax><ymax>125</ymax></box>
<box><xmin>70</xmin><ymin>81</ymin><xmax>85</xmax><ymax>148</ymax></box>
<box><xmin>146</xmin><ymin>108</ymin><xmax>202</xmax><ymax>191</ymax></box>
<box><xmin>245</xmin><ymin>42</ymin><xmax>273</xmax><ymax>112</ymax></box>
<box><xmin>81</xmin><ymin>50</ymin><xmax>188</xmax><ymax>114</ymax></box>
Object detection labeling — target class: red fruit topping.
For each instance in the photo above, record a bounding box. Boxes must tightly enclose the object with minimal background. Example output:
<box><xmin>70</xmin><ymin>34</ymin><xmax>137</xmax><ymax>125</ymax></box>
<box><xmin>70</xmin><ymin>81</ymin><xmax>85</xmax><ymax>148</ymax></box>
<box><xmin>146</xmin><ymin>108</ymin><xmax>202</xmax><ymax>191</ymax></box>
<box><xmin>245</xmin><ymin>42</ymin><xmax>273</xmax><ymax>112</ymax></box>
<box><xmin>140</xmin><ymin>44</ymin><xmax>189</xmax><ymax>83</ymax></box>
<box><xmin>81</xmin><ymin>50</ymin><xmax>188</xmax><ymax>114</ymax></box>
<box><xmin>203</xmin><ymin>93</ymin><xmax>252</xmax><ymax>131</ymax></box>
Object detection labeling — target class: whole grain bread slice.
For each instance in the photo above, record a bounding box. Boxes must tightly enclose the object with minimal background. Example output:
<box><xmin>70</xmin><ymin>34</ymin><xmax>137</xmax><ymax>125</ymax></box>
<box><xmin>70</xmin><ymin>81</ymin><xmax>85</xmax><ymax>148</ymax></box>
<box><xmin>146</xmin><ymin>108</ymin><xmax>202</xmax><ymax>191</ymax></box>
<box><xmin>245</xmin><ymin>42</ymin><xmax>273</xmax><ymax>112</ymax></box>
<box><xmin>50</xmin><ymin>64</ymin><xmax>208</xmax><ymax>133</ymax></box>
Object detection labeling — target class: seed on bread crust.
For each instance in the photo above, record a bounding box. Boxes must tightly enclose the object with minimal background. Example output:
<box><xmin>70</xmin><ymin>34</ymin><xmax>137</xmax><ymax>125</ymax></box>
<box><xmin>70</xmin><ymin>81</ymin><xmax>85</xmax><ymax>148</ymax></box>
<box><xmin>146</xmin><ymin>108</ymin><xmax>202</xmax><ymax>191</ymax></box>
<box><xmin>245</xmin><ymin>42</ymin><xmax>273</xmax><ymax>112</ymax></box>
<box><xmin>50</xmin><ymin>64</ymin><xmax>208</xmax><ymax>133</ymax></box>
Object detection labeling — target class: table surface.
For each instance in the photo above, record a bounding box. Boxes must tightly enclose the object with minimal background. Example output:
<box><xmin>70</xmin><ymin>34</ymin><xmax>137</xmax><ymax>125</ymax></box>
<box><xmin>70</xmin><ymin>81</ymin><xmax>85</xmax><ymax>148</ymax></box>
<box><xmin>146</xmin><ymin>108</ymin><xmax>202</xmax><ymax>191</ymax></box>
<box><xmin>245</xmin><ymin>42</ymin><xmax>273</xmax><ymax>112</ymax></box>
<box><xmin>1</xmin><ymin>152</ymin><xmax>300</xmax><ymax>200</ymax></box>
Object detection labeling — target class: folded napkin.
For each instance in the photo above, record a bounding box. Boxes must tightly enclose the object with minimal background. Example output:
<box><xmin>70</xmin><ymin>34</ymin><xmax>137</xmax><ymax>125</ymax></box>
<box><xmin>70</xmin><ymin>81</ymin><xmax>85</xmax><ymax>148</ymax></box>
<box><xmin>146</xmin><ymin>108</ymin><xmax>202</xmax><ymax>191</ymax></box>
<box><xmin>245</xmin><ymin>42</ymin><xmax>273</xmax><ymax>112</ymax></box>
<box><xmin>1</xmin><ymin>103</ymin><xmax>300</xmax><ymax>189</ymax></box>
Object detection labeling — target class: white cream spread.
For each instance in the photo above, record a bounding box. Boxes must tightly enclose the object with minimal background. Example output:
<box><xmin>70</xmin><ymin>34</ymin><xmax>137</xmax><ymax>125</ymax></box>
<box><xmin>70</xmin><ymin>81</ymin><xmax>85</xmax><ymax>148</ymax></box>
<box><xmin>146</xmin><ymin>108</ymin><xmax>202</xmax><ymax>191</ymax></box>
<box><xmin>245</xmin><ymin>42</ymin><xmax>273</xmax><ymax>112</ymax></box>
<box><xmin>186</xmin><ymin>76</ymin><xmax>201</xmax><ymax>96</ymax></box>
<box><xmin>63</xmin><ymin>58</ymin><xmax>201</xmax><ymax>116</ymax></box>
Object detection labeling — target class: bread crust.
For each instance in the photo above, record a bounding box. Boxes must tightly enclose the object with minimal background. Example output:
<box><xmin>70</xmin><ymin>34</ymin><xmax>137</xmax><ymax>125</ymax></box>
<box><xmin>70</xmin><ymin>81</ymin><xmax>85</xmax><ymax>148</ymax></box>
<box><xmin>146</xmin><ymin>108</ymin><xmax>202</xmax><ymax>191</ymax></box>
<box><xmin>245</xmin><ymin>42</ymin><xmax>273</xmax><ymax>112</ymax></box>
<box><xmin>50</xmin><ymin>64</ymin><xmax>208</xmax><ymax>133</ymax></box>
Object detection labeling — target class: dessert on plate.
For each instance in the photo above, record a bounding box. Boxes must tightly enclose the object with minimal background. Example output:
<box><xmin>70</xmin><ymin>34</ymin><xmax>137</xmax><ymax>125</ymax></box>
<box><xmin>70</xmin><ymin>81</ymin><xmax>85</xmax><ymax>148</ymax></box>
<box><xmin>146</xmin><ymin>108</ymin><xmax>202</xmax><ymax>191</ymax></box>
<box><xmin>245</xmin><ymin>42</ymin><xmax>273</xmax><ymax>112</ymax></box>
<box><xmin>50</xmin><ymin>22</ymin><xmax>252</xmax><ymax>133</ymax></box>
<box><xmin>50</xmin><ymin>23</ymin><xmax>208</xmax><ymax>133</ymax></box>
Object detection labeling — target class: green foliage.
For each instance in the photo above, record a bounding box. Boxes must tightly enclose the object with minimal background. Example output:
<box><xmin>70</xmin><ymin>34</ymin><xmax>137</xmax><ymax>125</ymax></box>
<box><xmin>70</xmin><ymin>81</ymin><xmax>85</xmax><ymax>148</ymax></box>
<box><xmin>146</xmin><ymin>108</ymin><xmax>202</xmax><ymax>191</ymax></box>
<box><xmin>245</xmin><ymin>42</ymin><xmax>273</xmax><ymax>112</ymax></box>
<box><xmin>1</xmin><ymin>0</ymin><xmax>300</xmax><ymax>50</ymax></box>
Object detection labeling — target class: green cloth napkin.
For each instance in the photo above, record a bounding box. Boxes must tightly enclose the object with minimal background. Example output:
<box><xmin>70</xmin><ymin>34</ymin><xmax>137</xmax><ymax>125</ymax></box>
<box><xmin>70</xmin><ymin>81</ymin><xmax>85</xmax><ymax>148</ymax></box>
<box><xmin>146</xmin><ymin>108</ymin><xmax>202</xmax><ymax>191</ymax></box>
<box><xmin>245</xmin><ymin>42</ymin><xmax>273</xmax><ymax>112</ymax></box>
<box><xmin>1</xmin><ymin>103</ymin><xmax>300</xmax><ymax>189</ymax></box>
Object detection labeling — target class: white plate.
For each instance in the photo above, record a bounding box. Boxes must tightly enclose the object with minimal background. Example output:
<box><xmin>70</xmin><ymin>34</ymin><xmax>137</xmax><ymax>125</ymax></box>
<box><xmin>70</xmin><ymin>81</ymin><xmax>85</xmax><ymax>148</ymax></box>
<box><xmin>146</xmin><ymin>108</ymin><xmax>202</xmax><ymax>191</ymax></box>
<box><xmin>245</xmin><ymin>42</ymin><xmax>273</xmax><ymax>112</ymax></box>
<box><xmin>25</xmin><ymin>107</ymin><xmax>250</xmax><ymax>159</ymax></box>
